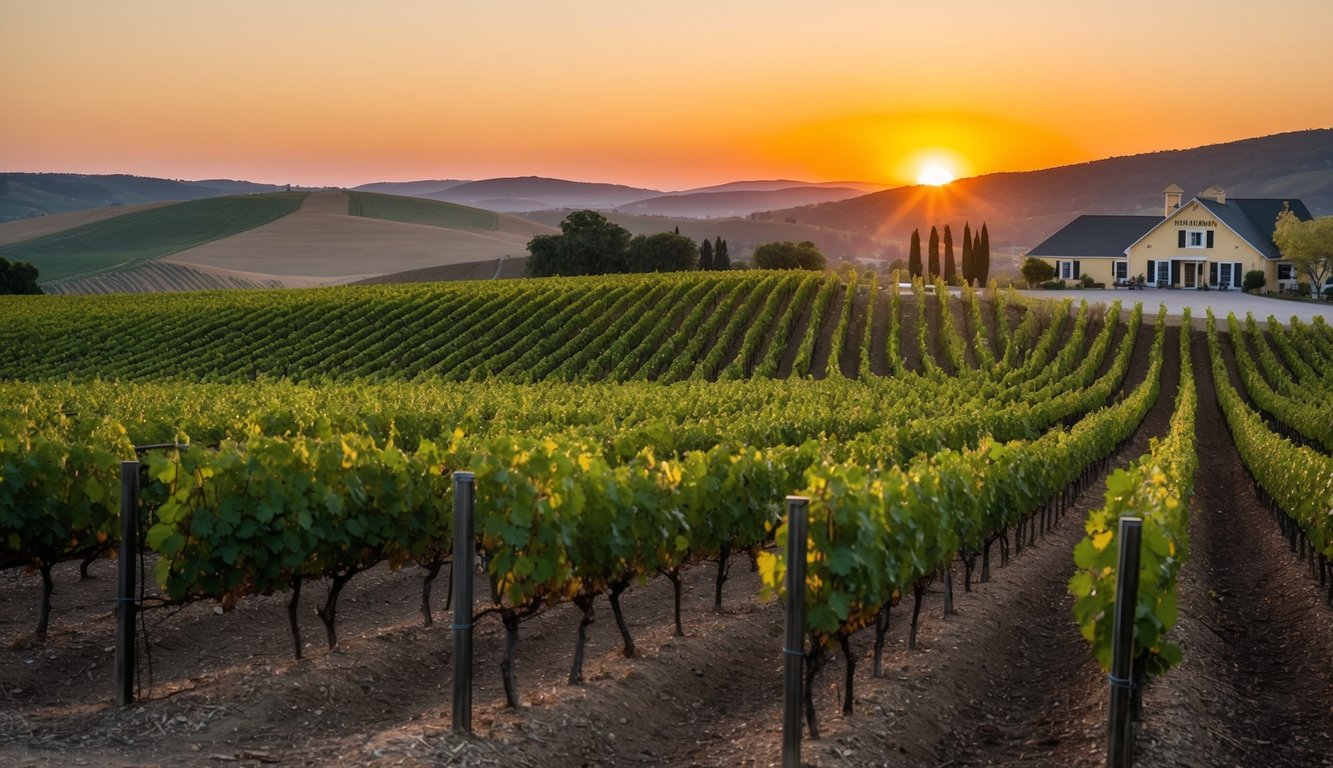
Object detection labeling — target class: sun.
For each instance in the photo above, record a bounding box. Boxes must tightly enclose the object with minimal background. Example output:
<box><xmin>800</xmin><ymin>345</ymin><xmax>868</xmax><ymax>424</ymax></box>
<box><xmin>916</xmin><ymin>164</ymin><xmax>956</xmax><ymax>186</ymax></box>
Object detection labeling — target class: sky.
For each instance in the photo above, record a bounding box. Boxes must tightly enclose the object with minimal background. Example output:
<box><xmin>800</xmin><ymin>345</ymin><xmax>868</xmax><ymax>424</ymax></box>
<box><xmin>2</xmin><ymin>0</ymin><xmax>1331</xmax><ymax>191</ymax></box>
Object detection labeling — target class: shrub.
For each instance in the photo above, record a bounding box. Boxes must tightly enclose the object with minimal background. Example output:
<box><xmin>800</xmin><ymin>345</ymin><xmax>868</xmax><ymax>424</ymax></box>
<box><xmin>1020</xmin><ymin>257</ymin><xmax>1055</xmax><ymax>287</ymax></box>
<box><xmin>1242</xmin><ymin>270</ymin><xmax>1266</xmax><ymax>293</ymax></box>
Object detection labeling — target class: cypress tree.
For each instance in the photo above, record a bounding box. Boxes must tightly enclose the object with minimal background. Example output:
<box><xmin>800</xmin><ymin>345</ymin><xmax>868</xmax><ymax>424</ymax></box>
<box><xmin>927</xmin><ymin>226</ymin><xmax>940</xmax><ymax>279</ymax></box>
<box><xmin>715</xmin><ymin>237</ymin><xmax>730</xmax><ymax>270</ymax></box>
<box><xmin>908</xmin><ymin>229</ymin><xmax>922</xmax><ymax>278</ymax></box>
<box><xmin>943</xmin><ymin>224</ymin><xmax>956</xmax><ymax>283</ymax></box>
<box><xmin>979</xmin><ymin>224</ymin><xmax>991</xmax><ymax>284</ymax></box>
<box><xmin>961</xmin><ymin>222</ymin><xmax>973</xmax><ymax>284</ymax></box>
<box><xmin>700</xmin><ymin>238</ymin><xmax>714</xmax><ymax>270</ymax></box>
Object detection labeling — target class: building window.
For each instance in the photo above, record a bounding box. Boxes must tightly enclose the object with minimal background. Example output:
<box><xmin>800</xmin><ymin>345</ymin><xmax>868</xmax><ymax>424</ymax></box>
<box><xmin>1278</xmin><ymin>264</ymin><xmax>1295</xmax><ymax>281</ymax></box>
<box><xmin>1156</xmin><ymin>261</ymin><xmax>1171</xmax><ymax>286</ymax></box>
<box><xmin>1059</xmin><ymin>260</ymin><xmax>1073</xmax><ymax>280</ymax></box>
<box><xmin>1114</xmin><ymin>261</ymin><xmax>1128</xmax><ymax>282</ymax></box>
<box><xmin>1186</xmin><ymin>230</ymin><xmax>1206</xmax><ymax>248</ymax></box>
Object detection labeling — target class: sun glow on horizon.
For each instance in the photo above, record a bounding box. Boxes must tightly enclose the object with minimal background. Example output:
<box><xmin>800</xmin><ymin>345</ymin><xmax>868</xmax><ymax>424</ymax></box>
<box><xmin>916</xmin><ymin>164</ymin><xmax>956</xmax><ymax>186</ymax></box>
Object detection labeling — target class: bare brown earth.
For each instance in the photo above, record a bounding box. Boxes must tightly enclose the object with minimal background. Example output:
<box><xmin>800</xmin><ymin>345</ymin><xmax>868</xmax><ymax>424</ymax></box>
<box><xmin>3</xmin><ymin>316</ymin><xmax>1332</xmax><ymax>768</ymax></box>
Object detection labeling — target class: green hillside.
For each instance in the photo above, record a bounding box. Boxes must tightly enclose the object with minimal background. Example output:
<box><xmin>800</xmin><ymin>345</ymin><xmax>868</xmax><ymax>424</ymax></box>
<box><xmin>0</xmin><ymin>192</ymin><xmax>307</xmax><ymax>283</ymax></box>
<box><xmin>348</xmin><ymin>190</ymin><xmax>500</xmax><ymax>231</ymax></box>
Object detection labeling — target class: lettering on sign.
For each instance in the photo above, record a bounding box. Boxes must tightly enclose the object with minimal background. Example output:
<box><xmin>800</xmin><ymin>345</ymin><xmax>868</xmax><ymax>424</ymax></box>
<box><xmin>1174</xmin><ymin>220</ymin><xmax>1217</xmax><ymax>227</ymax></box>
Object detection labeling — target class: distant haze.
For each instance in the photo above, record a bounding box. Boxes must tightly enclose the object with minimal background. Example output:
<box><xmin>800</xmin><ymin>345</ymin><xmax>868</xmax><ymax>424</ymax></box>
<box><xmin>3</xmin><ymin>1</ymin><xmax>1332</xmax><ymax>189</ymax></box>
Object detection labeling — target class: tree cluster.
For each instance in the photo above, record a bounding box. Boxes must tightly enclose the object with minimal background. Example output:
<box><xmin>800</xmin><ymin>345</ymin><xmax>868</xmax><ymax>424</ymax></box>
<box><xmin>1273</xmin><ymin>208</ymin><xmax>1333</xmax><ymax>298</ymax></box>
<box><xmin>699</xmin><ymin>237</ymin><xmax>731</xmax><ymax>271</ymax></box>
<box><xmin>0</xmin><ymin>257</ymin><xmax>42</xmax><ymax>295</ymax></box>
<box><xmin>906</xmin><ymin>223</ymin><xmax>990</xmax><ymax>284</ymax></box>
<box><xmin>752</xmin><ymin>241</ymin><xmax>826</xmax><ymax>271</ymax></box>
<box><xmin>526</xmin><ymin>211</ymin><xmax>698</xmax><ymax>277</ymax></box>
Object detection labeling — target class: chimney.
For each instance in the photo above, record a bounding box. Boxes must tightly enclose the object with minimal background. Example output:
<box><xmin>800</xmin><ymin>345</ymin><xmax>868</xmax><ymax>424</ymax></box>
<box><xmin>1200</xmin><ymin>185</ymin><xmax>1226</xmax><ymax>204</ymax></box>
<box><xmin>1163</xmin><ymin>183</ymin><xmax>1183</xmax><ymax>217</ymax></box>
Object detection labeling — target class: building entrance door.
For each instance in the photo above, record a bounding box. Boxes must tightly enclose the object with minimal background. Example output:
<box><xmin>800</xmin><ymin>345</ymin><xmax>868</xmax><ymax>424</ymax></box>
<box><xmin>1218</xmin><ymin>262</ymin><xmax>1233</xmax><ymax>289</ymax></box>
<box><xmin>1184</xmin><ymin>262</ymin><xmax>1198</xmax><ymax>288</ymax></box>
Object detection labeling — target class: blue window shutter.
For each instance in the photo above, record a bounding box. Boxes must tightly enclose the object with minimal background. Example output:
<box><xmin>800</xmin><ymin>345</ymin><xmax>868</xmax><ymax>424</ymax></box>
<box><xmin>1178</xmin><ymin>231</ymin><xmax>1186</xmax><ymax>248</ymax></box>
<box><xmin>1233</xmin><ymin>262</ymin><xmax>1241</xmax><ymax>288</ymax></box>
<box><xmin>1209</xmin><ymin>262</ymin><xmax>1218</xmax><ymax>285</ymax></box>
<box><xmin>1206</xmin><ymin>230</ymin><xmax>1214</xmax><ymax>248</ymax></box>
<box><xmin>1147</xmin><ymin>259</ymin><xmax>1155</xmax><ymax>279</ymax></box>
<box><xmin>1073</xmin><ymin>260</ymin><xmax>1080</xmax><ymax>278</ymax></box>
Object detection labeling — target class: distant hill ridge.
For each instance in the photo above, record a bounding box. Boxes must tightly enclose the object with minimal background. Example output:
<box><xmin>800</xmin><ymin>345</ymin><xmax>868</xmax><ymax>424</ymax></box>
<box><xmin>0</xmin><ymin>172</ymin><xmax>285</xmax><ymax>222</ymax></box>
<box><xmin>757</xmin><ymin>128</ymin><xmax>1333</xmax><ymax>252</ymax></box>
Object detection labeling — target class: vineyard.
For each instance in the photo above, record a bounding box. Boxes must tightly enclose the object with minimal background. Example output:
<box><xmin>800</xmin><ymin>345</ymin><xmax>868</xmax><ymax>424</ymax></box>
<box><xmin>2</xmin><ymin>270</ymin><xmax>1332</xmax><ymax>767</ymax></box>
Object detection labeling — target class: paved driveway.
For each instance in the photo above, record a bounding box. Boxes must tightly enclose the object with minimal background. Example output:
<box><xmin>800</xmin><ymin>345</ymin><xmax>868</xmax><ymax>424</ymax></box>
<box><xmin>1017</xmin><ymin>288</ymin><xmax>1333</xmax><ymax>325</ymax></box>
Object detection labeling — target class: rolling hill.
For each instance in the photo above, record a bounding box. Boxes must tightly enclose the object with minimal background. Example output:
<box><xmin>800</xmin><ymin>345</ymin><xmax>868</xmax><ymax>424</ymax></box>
<box><xmin>758</xmin><ymin>129</ymin><xmax>1333</xmax><ymax>255</ymax></box>
<box><xmin>0</xmin><ymin>173</ymin><xmax>286</xmax><ymax>222</ymax></box>
<box><xmin>615</xmin><ymin>186</ymin><xmax>867</xmax><ymax>218</ymax></box>
<box><xmin>350</xmin><ymin>179</ymin><xmax>471</xmax><ymax>197</ymax></box>
<box><xmin>0</xmin><ymin>192</ymin><xmax>308</xmax><ymax>283</ymax></box>
<box><xmin>418</xmin><ymin>176</ymin><xmax>663</xmax><ymax>212</ymax></box>
<box><xmin>679</xmin><ymin>179</ymin><xmax>890</xmax><ymax>194</ymax></box>
<box><xmin>0</xmin><ymin>190</ymin><xmax>557</xmax><ymax>293</ymax></box>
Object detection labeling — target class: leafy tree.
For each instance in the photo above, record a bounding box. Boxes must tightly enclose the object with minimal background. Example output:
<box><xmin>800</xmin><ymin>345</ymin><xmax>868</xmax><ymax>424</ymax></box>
<box><xmin>927</xmin><ymin>226</ymin><xmax>940</xmax><ymax>279</ymax></box>
<box><xmin>0</xmin><ymin>257</ymin><xmax>42</xmax><ymax>295</ymax></box>
<box><xmin>525</xmin><ymin>210</ymin><xmax>632</xmax><ymax>276</ymax></box>
<box><xmin>908</xmin><ymin>229</ymin><xmax>922</xmax><ymax>278</ymax></box>
<box><xmin>1243</xmin><ymin>270</ymin><xmax>1266</xmax><ymax>293</ymax></box>
<box><xmin>699</xmin><ymin>238</ymin><xmax>714</xmax><ymax>271</ymax></box>
<box><xmin>627</xmin><ymin>232</ymin><xmax>698</xmax><ymax>272</ymax></box>
<box><xmin>1021</xmin><ymin>256</ymin><xmax>1055</xmax><ymax>287</ymax></box>
<box><xmin>715</xmin><ymin>237</ymin><xmax>731</xmax><ymax>271</ymax></box>
<box><xmin>752</xmin><ymin>240</ymin><xmax>825</xmax><ymax>270</ymax></box>
<box><xmin>1273</xmin><ymin>209</ymin><xmax>1333</xmax><ymax>299</ymax></box>
<box><xmin>943</xmin><ymin>224</ymin><xmax>956</xmax><ymax>283</ymax></box>
<box><xmin>978</xmin><ymin>224</ymin><xmax>991</xmax><ymax>284</ymax></box>
<box><xmin>961</xmin><ymin>222</ymin><xmax>973</xmax><ymax>284</ymax></box>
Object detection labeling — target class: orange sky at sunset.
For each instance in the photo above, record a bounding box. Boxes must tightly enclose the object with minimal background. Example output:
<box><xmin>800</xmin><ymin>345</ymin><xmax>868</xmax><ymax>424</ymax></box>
<box><xmin>3</xmin><ymin>0</ymin><xmax>1331</xmax><ymax>190</ymax></box>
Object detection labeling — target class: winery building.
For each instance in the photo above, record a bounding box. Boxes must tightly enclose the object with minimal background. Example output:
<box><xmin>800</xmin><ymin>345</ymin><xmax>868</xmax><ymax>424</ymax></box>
<box><xmin>1027</xmin><ymin>185</ymin><xmax>1314</xmax><ymax>290</ymax></box>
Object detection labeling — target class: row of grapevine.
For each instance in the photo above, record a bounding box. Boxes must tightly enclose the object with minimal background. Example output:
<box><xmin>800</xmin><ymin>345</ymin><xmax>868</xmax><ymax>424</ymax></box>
<box><xmin>757</xmin><ymin>306</ymin><xmax>1167</xmax><ymax>733</ymax></box>
<box><xmin>1225</xmin><ymin>314</ymin><xmax>1333</xmax><ymax>452</ymax></box>
<box><xmin>5</xmin><ymin>270</ymin><xmax>1036</xmax><ymax>387</ymax></box>
<box><xmin>1264</xmin><ymin>316</ymin><xmax>1333</xmax><ymax>393</ymax></box>
<box><xmin>1</xmin><ymin>302</ymin><xmax>1139</xmax><ymax>658</ymax></box>
<box><xmin>1070</xmin><ymin>308</ymin><xmax>1197</xmax><ymax>680</ymax></box>
<box><xmin>1206</xmin><ymin>311</ymin><xmax>1333</xmax><ymax>588</ymax></box>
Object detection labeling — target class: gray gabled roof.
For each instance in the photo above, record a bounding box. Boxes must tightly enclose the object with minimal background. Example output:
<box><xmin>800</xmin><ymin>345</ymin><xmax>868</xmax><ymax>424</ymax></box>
<box><xmin>1028</xmin><ymin>215</ymin><xmax>1161</xmax><ymax>258</ymax></box>
<box><xmin>1196</xmin><ymin>198</ymin><xmax>1314</xmax><ymax>260</ymax></box>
